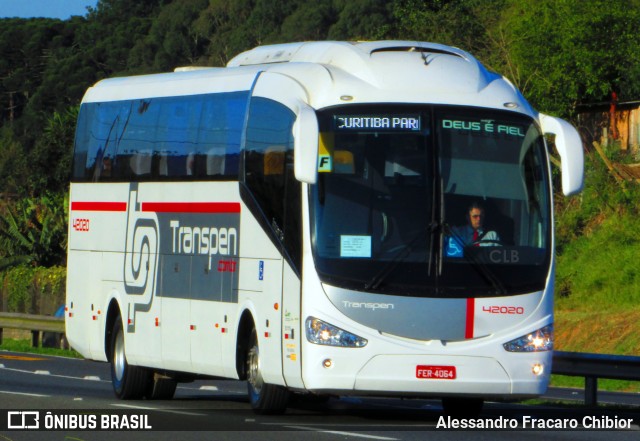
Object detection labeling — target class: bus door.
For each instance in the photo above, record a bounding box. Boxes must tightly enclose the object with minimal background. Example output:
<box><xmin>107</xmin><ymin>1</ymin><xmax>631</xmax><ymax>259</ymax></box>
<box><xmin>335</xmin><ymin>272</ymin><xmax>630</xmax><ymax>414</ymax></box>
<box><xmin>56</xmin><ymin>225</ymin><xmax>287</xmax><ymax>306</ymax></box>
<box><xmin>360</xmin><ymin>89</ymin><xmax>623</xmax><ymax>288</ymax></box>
<box><xmin>248</xmin><ymin>72</ymin><xmax>307</xmax><ymax>388</ymax></box>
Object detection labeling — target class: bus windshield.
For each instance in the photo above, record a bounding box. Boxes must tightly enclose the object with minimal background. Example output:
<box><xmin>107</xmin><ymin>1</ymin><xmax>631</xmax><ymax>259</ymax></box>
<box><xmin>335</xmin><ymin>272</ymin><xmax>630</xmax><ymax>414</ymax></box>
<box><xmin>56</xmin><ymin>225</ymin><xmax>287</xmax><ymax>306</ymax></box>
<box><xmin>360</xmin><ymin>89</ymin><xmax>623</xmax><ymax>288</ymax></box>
<box><xmin>310</xmin><ymin>105</ymin><xmax>551</xmax><ymax>297</ymax></box>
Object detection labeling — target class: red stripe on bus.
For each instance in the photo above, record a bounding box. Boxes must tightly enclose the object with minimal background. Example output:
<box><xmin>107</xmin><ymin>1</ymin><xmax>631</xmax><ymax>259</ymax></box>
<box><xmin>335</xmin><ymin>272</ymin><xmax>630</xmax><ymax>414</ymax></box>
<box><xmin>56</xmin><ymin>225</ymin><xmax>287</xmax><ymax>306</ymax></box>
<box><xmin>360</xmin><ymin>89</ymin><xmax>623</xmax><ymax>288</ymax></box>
<box><xmin>141</xmin><ymin>202</ymin><xmax>241</xmax><ymax>213</ymax></box>
<box><xmin>465</xmin><ymin>298</ymin><xmax>475</xmax><ymax>339</ymax></box>
<box><xmin>71</xmin><ymin>202</ymin><xmax>127</xmax><ymax>212</ymax></box>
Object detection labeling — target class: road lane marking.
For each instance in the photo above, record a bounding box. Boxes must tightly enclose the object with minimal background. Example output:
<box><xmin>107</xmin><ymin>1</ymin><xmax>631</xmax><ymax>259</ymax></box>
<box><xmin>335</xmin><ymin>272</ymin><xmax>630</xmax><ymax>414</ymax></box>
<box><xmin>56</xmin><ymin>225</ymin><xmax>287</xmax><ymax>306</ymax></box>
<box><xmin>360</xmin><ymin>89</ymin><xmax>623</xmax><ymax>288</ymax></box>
<box><xmin>0</xmin><ymin>354</ymin><xmax>46</xmax><ymax>361</ymax></box>
<box><xmin>111</xmin><ymin>403</ymin><xmax>206</xmax><ymax>417</ymax></box>
<box><xmin>0</xmin><ymin>390</ymin><xmax>50</xmax><ymax>398</ymax></box>
<box><xmin>281</xmin><ymin>426</ymin><xmax>399</xmax><ymax>440</ymax></box>
<box><xmin>35</xmin><ymin>370</ymin><xmax>51</xmax><ymax>375</ymax></box>
<box><xmin>0</xmin><ymin>366</ymin><xmax>109</xmax><ymax>382</ymax></box>
<box><xmin>199</xmin><ymin>385</ymin><xmax>218</xmax><ymax>391</ymax></box>
<box><xmin>84</xmin><ymin>376</ymin><xmax>101</xmax><ymax>381</ymax></box>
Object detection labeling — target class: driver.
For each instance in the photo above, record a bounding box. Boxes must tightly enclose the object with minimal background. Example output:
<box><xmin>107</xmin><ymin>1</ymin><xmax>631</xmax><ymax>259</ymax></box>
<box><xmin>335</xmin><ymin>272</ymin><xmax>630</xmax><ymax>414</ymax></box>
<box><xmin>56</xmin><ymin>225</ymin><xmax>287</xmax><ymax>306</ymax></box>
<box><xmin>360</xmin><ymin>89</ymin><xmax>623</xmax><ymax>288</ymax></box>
<box><xmin>450</xmin><ymin>201</ymin><xmax>500</xmax><ymax>247</ymax></box>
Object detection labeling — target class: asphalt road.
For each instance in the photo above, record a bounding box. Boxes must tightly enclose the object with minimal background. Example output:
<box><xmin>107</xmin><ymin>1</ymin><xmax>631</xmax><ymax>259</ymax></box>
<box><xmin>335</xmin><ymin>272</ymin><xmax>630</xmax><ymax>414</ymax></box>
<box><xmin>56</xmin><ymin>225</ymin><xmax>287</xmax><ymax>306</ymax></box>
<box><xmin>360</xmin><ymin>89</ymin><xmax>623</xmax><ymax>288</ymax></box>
<box><xmin>0</xmin><ymin>351</ymin><xmax>638</xmax><ymax>441</ymax></box>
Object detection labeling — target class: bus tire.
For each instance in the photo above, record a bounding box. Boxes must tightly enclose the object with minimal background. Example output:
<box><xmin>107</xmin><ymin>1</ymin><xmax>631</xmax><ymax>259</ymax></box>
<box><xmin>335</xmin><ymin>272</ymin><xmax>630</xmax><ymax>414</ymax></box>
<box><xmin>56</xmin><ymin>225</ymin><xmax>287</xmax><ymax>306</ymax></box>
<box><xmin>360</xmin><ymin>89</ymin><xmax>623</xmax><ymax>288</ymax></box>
<box><xmin>246</xmin><ymin>328</ymin><xmax>289</xmax><ymax>414</ymax></box>
<box><xmin>110</xmin><ymin>315</ymin><xmax>150</xmax><ymax>399</ymax></box>
<box><xmin>441</xmin><ymin>397</ymin><xmax>484</xmax><ymax>418</ymax></box>
<box><xmin>146</xmin><ymin>375</ymin><xmax>178</xmax><ymax>400</ymax></box>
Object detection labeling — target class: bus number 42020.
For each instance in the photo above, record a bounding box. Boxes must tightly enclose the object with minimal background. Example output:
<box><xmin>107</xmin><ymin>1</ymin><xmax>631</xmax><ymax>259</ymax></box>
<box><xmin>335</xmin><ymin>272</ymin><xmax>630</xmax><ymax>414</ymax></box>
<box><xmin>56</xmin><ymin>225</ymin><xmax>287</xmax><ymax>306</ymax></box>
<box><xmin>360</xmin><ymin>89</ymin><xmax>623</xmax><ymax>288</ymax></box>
<box><xmin>482</xmin><ymin>306</ymin><xmax>524</xmax><ymax>314</ymax></box>
<box><xmin>73</xmin><ymin>218</ymin><xmax>90</xmax><ymax>232</ymax></box>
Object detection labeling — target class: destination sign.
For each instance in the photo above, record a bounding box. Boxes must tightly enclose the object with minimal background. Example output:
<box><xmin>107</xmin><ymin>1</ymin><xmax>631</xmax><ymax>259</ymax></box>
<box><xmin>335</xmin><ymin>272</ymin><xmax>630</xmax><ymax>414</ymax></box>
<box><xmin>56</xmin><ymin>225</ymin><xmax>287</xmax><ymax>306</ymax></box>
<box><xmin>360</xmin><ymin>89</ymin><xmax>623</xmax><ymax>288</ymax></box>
<box><xmin>334</xmin><ymin>115</ymin><xmax>421</xmax><ymax>131</ymax></box>
<box><xmin>441</xmin><ymin>119</ymin><xmax>525</xmax><ymax>137</ymax></box>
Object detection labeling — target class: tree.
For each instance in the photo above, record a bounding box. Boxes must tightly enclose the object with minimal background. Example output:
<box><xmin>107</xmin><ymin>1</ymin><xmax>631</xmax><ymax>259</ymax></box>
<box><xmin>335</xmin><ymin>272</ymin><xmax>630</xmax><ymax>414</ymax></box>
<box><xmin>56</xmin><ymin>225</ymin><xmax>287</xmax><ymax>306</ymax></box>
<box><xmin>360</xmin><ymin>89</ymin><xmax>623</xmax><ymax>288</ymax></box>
<box><xmin>128</xmin><ymin>0</ymin><xmax>210</xmax><ymax>72</ymax></box>
<box><xmin>498</xmin><ymin>0</ymin><xmax>640</xmax><ymax>116</ymax></box>
<box><xmin>29</xmin><ymin>107</ymin><xmax>79</xmax><ymax>195</ymax></box>
<box><xmin>328</xmin><ymin>0</ymin><xmax>394</xmax><ymax>40</ymax></box>
<box><xmin>279</xmin><ymin>1</ymin><xmax>336</xmax><ymax>42</ymax></box>
<box><xmin>0</xmin><ymin>127</ymin><xmax>29</xmax><ymax>198</ymax></box>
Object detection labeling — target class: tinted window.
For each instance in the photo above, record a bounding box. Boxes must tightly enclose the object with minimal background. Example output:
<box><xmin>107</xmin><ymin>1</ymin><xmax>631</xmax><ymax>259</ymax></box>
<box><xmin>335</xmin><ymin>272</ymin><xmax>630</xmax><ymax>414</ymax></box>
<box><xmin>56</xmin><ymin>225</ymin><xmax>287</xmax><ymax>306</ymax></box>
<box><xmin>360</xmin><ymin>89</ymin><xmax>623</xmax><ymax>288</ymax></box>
<box><xmin>72</xmin><ymin>91</ymin><xmax>249</xmax><ymax>182</ymax></box>
<box><xmin>243</xmin><ymin>97</ymin><xmax>301</xmax><ymax>272</ymax></box>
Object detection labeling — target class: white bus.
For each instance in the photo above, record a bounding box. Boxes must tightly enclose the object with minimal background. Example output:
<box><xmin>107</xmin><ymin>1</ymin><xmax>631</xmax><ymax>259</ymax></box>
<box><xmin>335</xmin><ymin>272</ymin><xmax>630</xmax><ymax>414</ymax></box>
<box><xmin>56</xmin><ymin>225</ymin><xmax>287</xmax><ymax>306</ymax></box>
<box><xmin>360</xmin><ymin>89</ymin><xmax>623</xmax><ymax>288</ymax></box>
<box><xmin>66</xmin><ymin>41</ymin><xmax>584</xmax><ymax>415</ymax></box>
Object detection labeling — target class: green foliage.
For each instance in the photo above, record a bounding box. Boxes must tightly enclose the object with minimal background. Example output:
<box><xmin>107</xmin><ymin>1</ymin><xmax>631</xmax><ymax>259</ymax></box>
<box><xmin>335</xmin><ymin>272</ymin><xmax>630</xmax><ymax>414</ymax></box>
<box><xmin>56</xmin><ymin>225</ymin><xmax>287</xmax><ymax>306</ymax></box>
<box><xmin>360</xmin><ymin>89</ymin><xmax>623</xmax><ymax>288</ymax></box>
<box><xmin>1</xmin><ymin>266</ymin><xmax>66</xmax><ymax>314</ymax></box>
<box><xmin>0</xmin><ymin>194</ymin><xmax>68</xmax><ymax>268</ymax></box>
<box><xmin>554</xmin><ymin>152</ymin><xmax>640</xmax><ymax>311</ymax></box>
<box><xmin>0</xmin><ymin>338</ymin><xmax>81</xmax><ymax>357</ymax></box>
<box><xmin>2</xmin><ymin>266</ymin><xmax>33</xmax><ymax>312</ymax></box>
<box><xmin>29</xmin><ymin>107</ymin><xmax>78</xmax><ymax>194</ymax></box>
<box><xmin>554</xmin><ymin>153</ymin><xmax>640</xmax><ymax>252</ymax></box>
<box><xmin>556</xmin><ymin>212</ymin><xmax>640</xmax><ymax>312</ymax></box>
<box><xmin>128</xmin><ymin>0</ymin><xmax>209</xmax><ymax>72</ymax></box>
<box><xmin>498</xmin><ymin>0</ymin><xmax>640</xmax><ymax>116</ymax></box>
<box><xmin>0</xmin><ymin>128</ymin><xmax>29</xmax><ymax>197</ymax></box>
<box><xmin>387</xmin><ymin>0</ymin><xmax>504</xmax><ymax>55</ymax></box>
<box><xmin>328</xmin><ymin>0</ymin><xmax>393</xmax><ymax>40</ymax></box>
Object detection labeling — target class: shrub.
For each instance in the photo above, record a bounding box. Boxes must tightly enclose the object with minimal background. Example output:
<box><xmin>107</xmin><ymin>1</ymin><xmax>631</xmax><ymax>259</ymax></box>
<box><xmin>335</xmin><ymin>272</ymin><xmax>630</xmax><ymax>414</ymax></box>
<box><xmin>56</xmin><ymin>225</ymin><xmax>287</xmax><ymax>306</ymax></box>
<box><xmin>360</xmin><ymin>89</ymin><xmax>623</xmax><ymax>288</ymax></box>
<box><xmin>0</xmin><ymin>265</ymin><xmax>66</xmax><ymax>314</ymax></box>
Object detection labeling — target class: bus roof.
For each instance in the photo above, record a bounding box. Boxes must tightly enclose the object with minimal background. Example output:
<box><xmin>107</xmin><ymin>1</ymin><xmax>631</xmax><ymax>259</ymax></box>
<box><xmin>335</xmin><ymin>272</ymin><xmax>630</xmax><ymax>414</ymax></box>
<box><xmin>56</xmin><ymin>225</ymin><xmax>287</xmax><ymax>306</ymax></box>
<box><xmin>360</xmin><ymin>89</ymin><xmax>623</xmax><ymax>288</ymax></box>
<box><xmin>82</xmin><ymin>40</ymin><xmax>535</xmax><ymax>116</ymax></box>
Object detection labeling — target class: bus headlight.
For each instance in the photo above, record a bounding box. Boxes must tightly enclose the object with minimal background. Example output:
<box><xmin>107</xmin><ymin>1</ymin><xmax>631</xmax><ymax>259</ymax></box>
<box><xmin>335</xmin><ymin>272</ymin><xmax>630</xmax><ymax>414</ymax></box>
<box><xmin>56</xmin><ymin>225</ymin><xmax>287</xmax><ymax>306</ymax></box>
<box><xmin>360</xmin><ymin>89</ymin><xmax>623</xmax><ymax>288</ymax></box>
<box><xmin>305</xmin><ymin>317</ymin><xmax>368</xmax><ymax>347</ymax></box>
<box><xmin>503</xmin><ymin>325</ymin><xmax>553</xmax><ymax>352</ymax></box>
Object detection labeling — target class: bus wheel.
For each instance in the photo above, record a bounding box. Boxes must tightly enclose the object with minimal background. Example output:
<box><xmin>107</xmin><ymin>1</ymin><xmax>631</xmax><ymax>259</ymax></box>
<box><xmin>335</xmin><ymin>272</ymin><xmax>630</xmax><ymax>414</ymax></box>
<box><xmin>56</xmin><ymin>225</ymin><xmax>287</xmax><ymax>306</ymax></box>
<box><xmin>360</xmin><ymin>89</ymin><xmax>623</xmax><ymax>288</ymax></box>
<box><xmin>246</xmin><ymin>328</ymin><xmax>289</xmax><ymax>414</ymax></box>
<box><xmin>110</xmin><ymin>315</ymin><xmax>150</xmax><ymax>399</ymax></box>
<box><xmin>146</xmin><ymin>374</ymin><xmax>177</xmax><ymax>400</ymax></box>
<box><xmin>441</xmin><ymin>397</ymin><xmax>484</xmax><ymax>418</ymax></box>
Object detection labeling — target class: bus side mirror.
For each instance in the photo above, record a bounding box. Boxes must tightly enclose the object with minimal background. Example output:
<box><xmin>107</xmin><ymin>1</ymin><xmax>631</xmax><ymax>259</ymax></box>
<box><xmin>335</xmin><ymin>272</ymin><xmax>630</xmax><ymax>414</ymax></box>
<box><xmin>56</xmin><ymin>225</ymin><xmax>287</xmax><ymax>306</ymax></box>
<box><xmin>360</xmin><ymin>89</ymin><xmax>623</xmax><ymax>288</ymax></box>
<box><xmin>539</xmin><ymin>114</ymin><xmax>584</xmax><ymax>196</ymax></box>
<box><xmin>293</xmin><ymin>104</ymin><xmax>319</xmax><ymax>184</ymax></box>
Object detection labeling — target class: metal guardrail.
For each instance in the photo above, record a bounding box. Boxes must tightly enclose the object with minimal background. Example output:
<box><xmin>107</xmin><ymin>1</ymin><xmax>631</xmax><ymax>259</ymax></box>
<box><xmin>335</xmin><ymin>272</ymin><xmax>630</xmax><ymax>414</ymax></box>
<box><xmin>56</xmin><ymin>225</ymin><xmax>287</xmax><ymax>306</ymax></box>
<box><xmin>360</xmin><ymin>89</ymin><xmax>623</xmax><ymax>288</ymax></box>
<box><xmin>0</xmin><ymin>312</ymin><xmax>65</xmax><ymax>347</ymax></box>
<box><xmin>552</xmin><ymin>350</ymin><xmax>640</xmax><ymax>406</ymax></box>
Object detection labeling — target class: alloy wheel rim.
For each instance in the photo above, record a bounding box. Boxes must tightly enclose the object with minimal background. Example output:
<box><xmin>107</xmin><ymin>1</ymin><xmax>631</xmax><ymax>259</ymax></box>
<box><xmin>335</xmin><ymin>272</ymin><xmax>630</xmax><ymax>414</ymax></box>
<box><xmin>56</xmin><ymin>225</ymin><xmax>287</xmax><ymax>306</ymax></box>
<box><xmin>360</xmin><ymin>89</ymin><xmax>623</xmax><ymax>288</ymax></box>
<box><xmin>247</xmin><ymin>344</ymin><xmax>263</xmax><ymax>394</ymax></box>
<box><xmin>114</xmin><ymin>328</ymin><xmax>125</xmax><ymax>382</ymax></box>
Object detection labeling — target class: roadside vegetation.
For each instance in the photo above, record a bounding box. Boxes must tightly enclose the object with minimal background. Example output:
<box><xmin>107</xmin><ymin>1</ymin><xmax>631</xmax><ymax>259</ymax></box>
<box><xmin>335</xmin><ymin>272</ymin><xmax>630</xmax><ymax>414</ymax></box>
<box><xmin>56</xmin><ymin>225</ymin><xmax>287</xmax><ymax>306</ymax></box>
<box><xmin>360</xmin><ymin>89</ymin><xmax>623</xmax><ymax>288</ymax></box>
<box><xmin>554</xmin><ymin>151</ymin><xmax>640</xmax><ymax>356</ymax></box>
<box><xmin>0</xmin><ymin>337</ymin><xmax>82</xmax><ymax>359</ymax></box>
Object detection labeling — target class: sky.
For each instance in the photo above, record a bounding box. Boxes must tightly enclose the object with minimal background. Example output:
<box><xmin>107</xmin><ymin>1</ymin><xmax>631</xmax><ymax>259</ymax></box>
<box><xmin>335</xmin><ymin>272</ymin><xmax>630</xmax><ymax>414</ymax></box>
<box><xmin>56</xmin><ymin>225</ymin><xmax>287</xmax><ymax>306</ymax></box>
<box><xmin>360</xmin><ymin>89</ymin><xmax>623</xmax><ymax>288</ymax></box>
<box><xmin>0</xmin><ymin>0</ymin><xmax>98</xmax><ymax>20</ymax></box>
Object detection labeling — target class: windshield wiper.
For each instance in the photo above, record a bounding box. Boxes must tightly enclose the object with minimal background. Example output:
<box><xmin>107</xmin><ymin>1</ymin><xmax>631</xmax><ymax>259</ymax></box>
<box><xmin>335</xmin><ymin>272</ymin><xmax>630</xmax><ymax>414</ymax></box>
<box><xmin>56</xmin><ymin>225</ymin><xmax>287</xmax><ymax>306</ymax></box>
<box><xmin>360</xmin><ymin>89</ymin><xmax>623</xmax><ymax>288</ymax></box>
<box><xmin>364</xmin><ymin>221</ymin><xmax>438</xmax><ymax>291</ymax></box>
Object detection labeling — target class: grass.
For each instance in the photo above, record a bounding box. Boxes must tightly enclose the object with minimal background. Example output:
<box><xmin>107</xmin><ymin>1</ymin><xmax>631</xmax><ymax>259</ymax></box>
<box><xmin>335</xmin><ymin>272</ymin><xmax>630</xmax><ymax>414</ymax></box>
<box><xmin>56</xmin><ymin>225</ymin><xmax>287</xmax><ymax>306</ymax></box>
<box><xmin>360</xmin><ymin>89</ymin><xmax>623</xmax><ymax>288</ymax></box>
<box><xmin>550</xmin><ymin>151</ymin><xmax>640</xmax><ymax>394</ymax></box>
<box><xmin>550</xmin><ymin>375</ymin><xmax>640</xmax><ymax>394</ymax></box>
<box><xmin>0</xmin><ymin>338</ymin><xmax>83</xmax><ymax>358</ymax></box>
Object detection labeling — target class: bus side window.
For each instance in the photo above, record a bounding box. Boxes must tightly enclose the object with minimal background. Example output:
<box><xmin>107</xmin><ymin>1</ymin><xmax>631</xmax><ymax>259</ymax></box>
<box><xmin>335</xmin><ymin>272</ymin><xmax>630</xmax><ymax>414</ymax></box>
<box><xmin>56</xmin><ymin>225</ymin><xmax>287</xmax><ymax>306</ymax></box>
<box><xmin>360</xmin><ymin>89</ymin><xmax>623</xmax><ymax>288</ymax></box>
<box><xmin>244</xmin><ymin>97</ymin><xmax>295</xmax><ymax>248</ymax></box>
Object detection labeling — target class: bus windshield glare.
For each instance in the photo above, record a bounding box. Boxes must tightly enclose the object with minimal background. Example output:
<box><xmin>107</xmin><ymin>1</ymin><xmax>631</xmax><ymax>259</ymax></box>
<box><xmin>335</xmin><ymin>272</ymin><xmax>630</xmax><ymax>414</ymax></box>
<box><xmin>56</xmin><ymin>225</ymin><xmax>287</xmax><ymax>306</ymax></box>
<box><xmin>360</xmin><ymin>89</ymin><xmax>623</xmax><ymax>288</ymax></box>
<box><xmin>310</xmin><ymin>105</ymin><xmax>551</xmax><ymax>297</ymax></box>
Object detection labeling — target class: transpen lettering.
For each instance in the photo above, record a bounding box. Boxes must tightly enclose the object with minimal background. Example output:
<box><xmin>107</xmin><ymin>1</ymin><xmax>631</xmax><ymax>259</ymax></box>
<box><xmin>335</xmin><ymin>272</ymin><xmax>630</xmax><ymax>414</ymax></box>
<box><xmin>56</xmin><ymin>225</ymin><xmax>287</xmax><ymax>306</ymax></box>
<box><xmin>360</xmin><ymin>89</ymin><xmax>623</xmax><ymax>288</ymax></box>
<box><xmin>169</xmin><ymin>220</ymin><xmax>238</xmax><ymax>270</ymax></box>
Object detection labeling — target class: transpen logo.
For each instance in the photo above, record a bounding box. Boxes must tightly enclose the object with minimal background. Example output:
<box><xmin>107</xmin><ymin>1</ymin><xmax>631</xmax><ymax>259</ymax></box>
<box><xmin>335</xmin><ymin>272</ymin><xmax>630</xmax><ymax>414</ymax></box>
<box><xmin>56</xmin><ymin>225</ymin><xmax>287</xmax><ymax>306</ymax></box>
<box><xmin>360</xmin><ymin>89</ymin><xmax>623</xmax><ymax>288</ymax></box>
<box><xmin>123</xmin><ymin>185</ymin><xmax>159</xmax><ymax>329</ymax></box>
<box><xmin>342</xmin><ymin>301</ymin><xmax>395</xmax><ymax>311</ymax></box>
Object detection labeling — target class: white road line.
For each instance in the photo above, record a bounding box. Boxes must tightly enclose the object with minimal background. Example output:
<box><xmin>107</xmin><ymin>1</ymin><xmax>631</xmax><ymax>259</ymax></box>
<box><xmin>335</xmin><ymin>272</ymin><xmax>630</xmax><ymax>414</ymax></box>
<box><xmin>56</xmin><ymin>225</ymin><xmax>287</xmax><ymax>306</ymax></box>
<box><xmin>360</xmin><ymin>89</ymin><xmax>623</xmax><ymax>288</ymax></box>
<box><xmin>199</xmin><ymin>385</ymin><xmax>218</xmax><ymax>391</ymax></box>
<box><xmin>0</xmin><ymin>366</ymin><xmax>109</xmax><ymax>382</ymax></box>
<box><xmin>0</xmin><ymin>364</ymin><xmax>5</xmax><ymax>368</ymax></box>
<box><xmin>281</xmin><ymin>426</ymin><xmax>399</xmax><ymax>440</ymax></box>
<box><xmin>111</xmin><ymin>403</ymin><xmax>206</xmax><ymax>417</ymax></box>
<box><xmin>83</xmin><ymin>376</ymin><xmax>101</xmax><ymax>381</ymax></box>
<box><xmin>0</xmin><ymin>390</ymin><xmax>50</xmax><ymax>398</ymax></box>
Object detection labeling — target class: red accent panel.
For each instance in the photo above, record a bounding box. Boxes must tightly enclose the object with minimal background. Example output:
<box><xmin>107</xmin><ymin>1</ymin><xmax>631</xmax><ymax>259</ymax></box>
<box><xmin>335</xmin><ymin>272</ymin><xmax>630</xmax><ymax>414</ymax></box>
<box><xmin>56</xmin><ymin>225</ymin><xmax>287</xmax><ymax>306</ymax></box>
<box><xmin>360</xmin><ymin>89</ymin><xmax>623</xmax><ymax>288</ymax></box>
<box><xmin>141</xmin><ymin>202</ymin><xmax>240</xmax><ymax>213</ymax></box>
<box><xmin>465</xmin><ymin>298</ymin><xmax>475</xmax><ymax>339</ymax></box>
<box><xmin>71</xmin><ymin>201</ymin><xmax>127</xmax><ymax>212</ymax></box>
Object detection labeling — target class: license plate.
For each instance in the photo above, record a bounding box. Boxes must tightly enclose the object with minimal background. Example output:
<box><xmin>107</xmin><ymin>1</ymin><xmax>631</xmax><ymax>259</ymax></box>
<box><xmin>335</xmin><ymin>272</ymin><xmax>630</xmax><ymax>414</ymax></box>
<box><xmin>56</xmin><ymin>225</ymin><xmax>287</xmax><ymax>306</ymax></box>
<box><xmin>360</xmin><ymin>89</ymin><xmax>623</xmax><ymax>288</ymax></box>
<box><xmin>416</xmin><ymin>365</ymin><xmax>456</xmax><ymax>379</ymax></box>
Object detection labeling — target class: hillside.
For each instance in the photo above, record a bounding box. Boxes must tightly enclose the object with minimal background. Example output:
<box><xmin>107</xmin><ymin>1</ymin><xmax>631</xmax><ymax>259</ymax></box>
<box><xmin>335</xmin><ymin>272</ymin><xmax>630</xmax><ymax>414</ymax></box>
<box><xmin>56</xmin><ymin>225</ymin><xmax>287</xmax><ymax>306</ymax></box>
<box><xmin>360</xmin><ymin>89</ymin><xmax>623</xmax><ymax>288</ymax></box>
<box><xmin>554</xmin><ymin>152</ymin><xmax>640</xmax><ymax>355</ymax></box>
